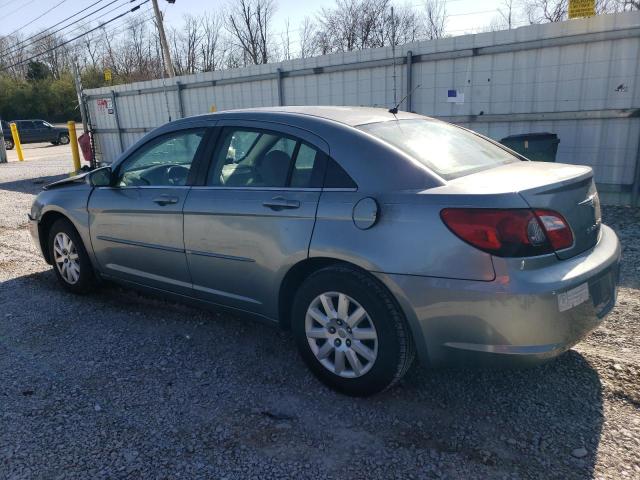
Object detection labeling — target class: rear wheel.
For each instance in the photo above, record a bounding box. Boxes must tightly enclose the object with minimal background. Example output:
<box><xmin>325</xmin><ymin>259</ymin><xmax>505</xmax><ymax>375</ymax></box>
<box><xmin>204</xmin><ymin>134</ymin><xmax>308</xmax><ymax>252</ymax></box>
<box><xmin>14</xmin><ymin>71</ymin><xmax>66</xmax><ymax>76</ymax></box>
<box><xmin>58</xmin><ymin>134</ymin><xmax>70</xmax><ymax>145</ymax></box>
<box><xmin>4</xmin><ymin>138</ymin><xmax>14</xmax><ymax>150</ymax></box>
<box><xmin>47</xmin><ymin>218</ymin><xmax>97</xmax><ymax>294</ymax></box>
<box><xmin>292</xmin><ymin>265</ymin><xmax>415</xmax><ymax>396</ymax></box>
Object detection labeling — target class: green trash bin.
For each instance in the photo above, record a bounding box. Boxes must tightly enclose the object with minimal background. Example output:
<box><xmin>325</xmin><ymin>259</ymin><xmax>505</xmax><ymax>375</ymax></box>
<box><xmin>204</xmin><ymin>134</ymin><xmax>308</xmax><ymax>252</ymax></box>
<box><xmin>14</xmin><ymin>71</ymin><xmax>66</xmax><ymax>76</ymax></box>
<box><xmin>500</xmin><ymin>132</ymin><xmax>560</xmax><ymax>162</ymax></box>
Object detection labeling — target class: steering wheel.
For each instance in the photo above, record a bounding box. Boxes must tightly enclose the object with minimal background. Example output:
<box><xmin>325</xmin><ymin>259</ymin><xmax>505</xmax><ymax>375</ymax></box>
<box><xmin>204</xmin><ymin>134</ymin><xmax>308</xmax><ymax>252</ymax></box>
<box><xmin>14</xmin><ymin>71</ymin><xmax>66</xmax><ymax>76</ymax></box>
<box><xmin>166</xmin><ymin>165</ymin><xmax>190</xmax><ymax>186</ymax></box>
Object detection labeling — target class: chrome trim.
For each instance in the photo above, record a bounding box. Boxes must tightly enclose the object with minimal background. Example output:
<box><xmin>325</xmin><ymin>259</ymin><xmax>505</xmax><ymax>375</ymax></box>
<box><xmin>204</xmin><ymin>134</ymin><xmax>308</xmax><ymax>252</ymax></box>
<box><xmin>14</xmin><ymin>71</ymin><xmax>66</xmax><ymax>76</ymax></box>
<box><xmin>96</xmin><ymin>235</ymin><xmax>184</xmax><ymax>253</ymax></box>
<box><xmin>578</xmin><ymin>193</ymin><xmax>596</xmax><ymax>206</ymax></box>
<box><xmin>189</xmin><ymin>186</ymin><xmax>322</xmax><ymax>192</ymax></box>
<box><xmin>106</xmin><ymin>263</ymin><xmax>192</xmax><ymax>289</ymax></box>
<box><xmin>192</xmin><ymin>284</ymin><xmax>261</xmax><ymax>304</ymax></box>
<box><xmin>96</xmin><ymin>186</ymin><xmax>191</xmax><ymax>190</ymax></box>
<box><xmin>187</xmin><ymin>186</ymin><xmax>357</xmax><ymax>192</ymax></box>
<box><xmin>186</xmin><ymin>249</ymin><xmax>255</xmax><ymax>263</ymax></box>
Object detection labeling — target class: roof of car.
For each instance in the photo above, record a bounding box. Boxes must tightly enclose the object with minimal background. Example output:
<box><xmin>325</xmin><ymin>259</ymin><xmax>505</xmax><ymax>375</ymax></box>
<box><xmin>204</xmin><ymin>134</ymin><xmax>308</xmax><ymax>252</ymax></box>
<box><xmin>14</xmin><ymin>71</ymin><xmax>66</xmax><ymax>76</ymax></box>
<box><xmin>211</xmin><ymin>106</ymin><xmax>426</xmax><ymax>127</ymax></box>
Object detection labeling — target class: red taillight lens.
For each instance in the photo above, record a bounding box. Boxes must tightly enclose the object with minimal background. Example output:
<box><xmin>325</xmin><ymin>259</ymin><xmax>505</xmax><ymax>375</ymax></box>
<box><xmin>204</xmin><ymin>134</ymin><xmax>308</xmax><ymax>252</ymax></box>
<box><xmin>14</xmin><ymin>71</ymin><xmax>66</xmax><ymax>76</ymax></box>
<box><xmin>533</xmin><ymin>209</ymin><xmax>573</xmax><ymax>250</ymax></box>
<box><xmin>440</xmin><ymin>208</ymin><xmax>572</xmax><ymax>257</ymax></box>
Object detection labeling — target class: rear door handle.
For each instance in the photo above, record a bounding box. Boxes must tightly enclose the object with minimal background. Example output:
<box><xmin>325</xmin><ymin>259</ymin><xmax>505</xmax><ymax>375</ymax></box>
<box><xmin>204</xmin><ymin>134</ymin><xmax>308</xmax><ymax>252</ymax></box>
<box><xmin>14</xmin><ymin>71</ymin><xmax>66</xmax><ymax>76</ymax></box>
<box><xmin>262</xmin><ymin>197</ymin><xmax>300</xmax><ymax>210</ymax></box>
<box><xmin>153</xmin><ymin>195</ymin><xmax>179</xmax><ymax>206</ymax></box>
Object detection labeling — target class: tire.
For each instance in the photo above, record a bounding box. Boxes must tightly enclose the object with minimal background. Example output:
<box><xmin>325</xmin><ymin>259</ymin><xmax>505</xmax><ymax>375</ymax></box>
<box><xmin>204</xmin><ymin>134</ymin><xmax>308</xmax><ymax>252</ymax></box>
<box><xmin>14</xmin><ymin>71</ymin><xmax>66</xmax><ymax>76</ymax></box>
<box><xmin>292</xmin><ymin>265</ymin><xmax>415</xmax><ymax>396</ymax></box>
<box><xmin>51</xmin><ymin>141</ymin><xmax>59</xmax><ymax>146</ymax></box>
<box><xmin>47</xmin><ymin>218</ymin><xmax>97</xmax><ymax>294</ymax></box>
<box><xmin>58</xmin><ymin>134</ymin><xmax>70</xmax><ymax>145</ymax></box>
<box><xmin>4</xmin><ymin>138</ymin><xmax>14</xmax><ymax>150</ymax></box>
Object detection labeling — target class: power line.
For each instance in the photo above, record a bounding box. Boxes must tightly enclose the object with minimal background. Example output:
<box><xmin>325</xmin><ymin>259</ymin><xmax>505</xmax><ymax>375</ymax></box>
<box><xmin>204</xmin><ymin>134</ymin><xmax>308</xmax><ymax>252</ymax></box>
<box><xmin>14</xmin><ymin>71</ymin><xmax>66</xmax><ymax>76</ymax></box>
<box><xmin>1</xmin><ymin>1</ymin><xmax>148</xmax><ymax>72</ymax></box>
<box><xmin>0</xmin><ymin>0</ymin><xmax>126</xmax><ymax>58</ymax></box>
<box><xmin>4</xmin><ymin>0</ymin><xmax>68</xmax><ymax>38</ymax></box>
<box><xmin>0</xmin><ymin>0</ymin><xmax>21</xmax><ymax>10</ymax></box>
<box><xmin>3</xmin><ymin>0</ymin><xmax>37</xmax><ymax>21</ymax></box>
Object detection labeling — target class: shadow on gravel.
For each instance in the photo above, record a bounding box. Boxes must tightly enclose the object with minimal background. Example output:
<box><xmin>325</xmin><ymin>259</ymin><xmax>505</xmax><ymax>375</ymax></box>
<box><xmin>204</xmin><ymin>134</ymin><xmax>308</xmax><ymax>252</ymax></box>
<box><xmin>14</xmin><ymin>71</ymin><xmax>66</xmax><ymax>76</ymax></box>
<box><xmin>0</xmin><ymin>174</ymin><xmax>67</xmax><ymax>195</ymax></box>
<box><xmin>0</xmin><ymin>270</ymin><xmax>605</xmax><ymax>479</ymax></box>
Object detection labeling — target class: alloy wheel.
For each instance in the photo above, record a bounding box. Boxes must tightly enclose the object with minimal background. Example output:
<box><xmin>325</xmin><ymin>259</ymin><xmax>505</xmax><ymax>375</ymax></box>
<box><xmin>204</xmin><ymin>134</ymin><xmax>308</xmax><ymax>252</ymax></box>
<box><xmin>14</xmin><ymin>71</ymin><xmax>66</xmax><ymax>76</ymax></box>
<box><xmin>305</xmin><ymin>291</ymin><xmax>378</xmax><ymax>378</ymax></box>
<box><xmin>53</xmin><ymin>232</ymin><xmax>80</xmax><ymax>284</ymax></box>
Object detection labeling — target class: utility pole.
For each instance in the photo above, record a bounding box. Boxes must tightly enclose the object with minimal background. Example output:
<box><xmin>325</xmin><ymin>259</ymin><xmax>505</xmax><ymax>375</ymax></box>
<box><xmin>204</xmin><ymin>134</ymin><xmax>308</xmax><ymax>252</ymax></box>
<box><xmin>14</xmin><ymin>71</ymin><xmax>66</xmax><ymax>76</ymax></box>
<box><xmin>152</xmin><ymin>0</ymin><xmax>176</xmax><ymax>77</ymax></box>
<box><xmin>72</xmin><ymin>59</ymin><xmax>89</xmax><ymax>135</ymax></box>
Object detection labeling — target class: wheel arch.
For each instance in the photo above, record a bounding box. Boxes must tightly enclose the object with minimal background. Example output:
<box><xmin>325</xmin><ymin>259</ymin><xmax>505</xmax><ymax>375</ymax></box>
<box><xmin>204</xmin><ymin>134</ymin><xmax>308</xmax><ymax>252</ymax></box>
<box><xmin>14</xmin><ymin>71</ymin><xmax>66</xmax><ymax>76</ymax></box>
<box><xmin>278</xmin><ymin>256</ymin><xmax>428</xmax><ymax>365</ymax></box>
<box><xmin>38</xmin><ymin>210</ymin><xmax>75</xmax><ymax>264</ymax></box>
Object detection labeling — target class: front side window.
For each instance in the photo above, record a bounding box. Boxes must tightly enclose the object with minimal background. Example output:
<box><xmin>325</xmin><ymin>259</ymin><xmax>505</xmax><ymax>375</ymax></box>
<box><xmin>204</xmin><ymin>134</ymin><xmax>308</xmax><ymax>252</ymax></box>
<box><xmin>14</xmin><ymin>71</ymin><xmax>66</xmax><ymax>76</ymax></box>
<box><xmin>208</xmin><ymin>128</ymin><xmax>323</xmax><ymax>188</ymax></box>
<box><xmin>358</xmin><ymin>119</ymin><xmax>519</xmax><ymax>180</ymax></box>
<box><xmin>117</xmin><ymin>129</ymin><xmax>205</xmax><ymax>187</ymax></box>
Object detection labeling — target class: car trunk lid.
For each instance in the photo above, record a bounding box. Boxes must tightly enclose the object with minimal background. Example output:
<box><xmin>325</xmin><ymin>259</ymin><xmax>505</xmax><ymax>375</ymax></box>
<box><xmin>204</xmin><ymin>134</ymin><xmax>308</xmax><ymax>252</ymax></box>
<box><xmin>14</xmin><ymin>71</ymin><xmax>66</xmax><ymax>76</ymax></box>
<box><xmin>444</xmin><ymin>161</ymin><xmax>601</xmax><ymax>260</ymax></box>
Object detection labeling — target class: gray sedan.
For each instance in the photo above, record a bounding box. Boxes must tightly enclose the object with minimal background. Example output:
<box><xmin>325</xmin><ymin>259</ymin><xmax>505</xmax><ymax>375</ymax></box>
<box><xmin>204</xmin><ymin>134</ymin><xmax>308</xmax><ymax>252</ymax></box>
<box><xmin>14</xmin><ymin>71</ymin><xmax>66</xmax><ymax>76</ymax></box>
<box><xmin>28</xmin><ymin>106</ymin><xmax>620</xmax><ymax>396</ymax></box>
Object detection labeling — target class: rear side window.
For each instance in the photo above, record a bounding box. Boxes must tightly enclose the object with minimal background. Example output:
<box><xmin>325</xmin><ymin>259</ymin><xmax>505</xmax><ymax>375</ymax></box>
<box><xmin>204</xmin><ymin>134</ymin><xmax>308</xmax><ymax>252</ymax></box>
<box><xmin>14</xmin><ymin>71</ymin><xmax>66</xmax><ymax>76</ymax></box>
<box><xmin>324</xmin><ymin>158</ymin><xmax>357</xmax><ymax>189</ymax></box>
<box><xmin>208</xmin><ymin>127</ymin><xmax>324</xmax><ymax>188</ymax></box>
<box><xmin>358</xmin><ymin>119</ymin><xmax>519</xmax><ymax>180</ymax></box>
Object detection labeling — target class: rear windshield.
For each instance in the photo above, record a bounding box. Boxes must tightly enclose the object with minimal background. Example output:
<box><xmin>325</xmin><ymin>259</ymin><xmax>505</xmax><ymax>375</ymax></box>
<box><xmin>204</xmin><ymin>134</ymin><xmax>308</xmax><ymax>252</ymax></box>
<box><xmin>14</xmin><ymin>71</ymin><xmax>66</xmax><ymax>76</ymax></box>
<box><xmin>358</xmin><ymin>119</ymin><xmax>520</xmax><ymax>180</ymax></box>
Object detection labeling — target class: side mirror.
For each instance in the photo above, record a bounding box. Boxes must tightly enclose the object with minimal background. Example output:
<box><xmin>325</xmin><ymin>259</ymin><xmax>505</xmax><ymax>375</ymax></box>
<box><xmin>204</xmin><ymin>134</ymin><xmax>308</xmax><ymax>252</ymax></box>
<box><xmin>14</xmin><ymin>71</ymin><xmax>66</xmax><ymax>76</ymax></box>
<box><xmin>87</xmin><ymin>166</ymin><xmax>112</xmax><ymax>187</ymax></box>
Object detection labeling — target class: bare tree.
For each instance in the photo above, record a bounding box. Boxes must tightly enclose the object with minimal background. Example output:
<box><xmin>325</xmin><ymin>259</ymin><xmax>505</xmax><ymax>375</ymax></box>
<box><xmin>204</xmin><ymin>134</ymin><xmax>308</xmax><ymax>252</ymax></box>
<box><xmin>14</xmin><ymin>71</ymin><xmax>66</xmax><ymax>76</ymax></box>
<box><xmin>281</xmin><ymin>18</ymin><xmax>292</xmax><ymax>61</ymax></box>
<box><xmin>30</xmin><ymin>32</ymin><xmax>71</xmax><ymax>79</ymax></box>
<box><xmin>171</xmin><ymin>15</ymin><xmax>204</xmax><ymax>75</ymax></box>
<box><xmin>524</xmin><ymin>0</ymin><xmax>567</xmax><ymax>23</ymax></box>
<box><xmin>299</xmin><ymin>16</ymin><xmax>318</xmax><ymax>58</ymax></box>
<box><xmin>523</xmin><ymin>0</ymin><xmax>620</xmax><ymax>23</ymax></box>
<box><xmin>423</xmin><ymin>0</ymin><xmax>447</xmax><ymax>39</ymax></box>
<box><xmin>226</xmin><ymin>0</ymin><xmax>276</xmax><ymax>65</ymax></box>
<box><xmin>386</xmin><ymin>5</ymin><xmax>424</xmax><ymax>46</ymax></box>
<box><xmin>617</xmin><ymin>0</ymin><xmax>640</xmax><ymax>8</ymax></box>
<box><xmin>200</xmin><ymin>12</ymin><xmax>226</xmax><ymax>72</ymax></box>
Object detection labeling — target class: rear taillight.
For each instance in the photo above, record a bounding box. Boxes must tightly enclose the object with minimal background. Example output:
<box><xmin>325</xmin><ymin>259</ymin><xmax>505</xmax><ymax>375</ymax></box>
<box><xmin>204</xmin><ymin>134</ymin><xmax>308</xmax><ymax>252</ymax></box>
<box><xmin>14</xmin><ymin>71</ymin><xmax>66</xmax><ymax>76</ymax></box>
<box><xmin>533</xmin><ymin>209</ymin><xmax>573</xmax><ymax>250</ymax></box>
<box><xmin>440</xmin><ymin>208</ymin><xmax>573</xmax><ymax>257</ymax></box>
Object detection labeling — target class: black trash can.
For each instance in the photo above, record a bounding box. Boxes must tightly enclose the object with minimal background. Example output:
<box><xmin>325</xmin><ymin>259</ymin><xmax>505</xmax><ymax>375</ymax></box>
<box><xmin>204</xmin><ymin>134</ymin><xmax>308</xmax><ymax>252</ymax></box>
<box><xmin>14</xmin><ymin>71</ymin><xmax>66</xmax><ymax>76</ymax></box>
<box><xmin>500</xmin><ymin>132</ymin><xmax>560</xmax><ymax>162</ymax></box>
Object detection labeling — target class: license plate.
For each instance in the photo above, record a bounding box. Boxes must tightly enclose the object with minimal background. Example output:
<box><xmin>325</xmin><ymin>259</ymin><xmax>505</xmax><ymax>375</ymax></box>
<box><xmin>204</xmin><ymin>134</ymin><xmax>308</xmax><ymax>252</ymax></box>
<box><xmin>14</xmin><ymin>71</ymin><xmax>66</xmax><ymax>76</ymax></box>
<box><xmin>558</xmin><ymin>282</ymin><xmax>590</xmax><ymax>312</ymax></box>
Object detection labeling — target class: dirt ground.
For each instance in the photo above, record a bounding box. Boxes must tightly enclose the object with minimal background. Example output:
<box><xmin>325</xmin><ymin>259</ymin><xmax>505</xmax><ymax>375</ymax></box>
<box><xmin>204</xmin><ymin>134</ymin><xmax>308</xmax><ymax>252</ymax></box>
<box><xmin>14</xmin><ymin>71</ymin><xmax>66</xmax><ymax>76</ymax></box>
<box><xmin>1</xmin><ymin>148</ymin><xmax>639</xmax><ymax>479</ymax></box>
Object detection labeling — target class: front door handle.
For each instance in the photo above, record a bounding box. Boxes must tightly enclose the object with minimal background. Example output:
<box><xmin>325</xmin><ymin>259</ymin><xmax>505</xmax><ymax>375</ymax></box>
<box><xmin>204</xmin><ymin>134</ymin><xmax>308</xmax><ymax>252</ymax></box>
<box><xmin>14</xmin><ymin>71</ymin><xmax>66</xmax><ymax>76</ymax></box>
<box><xmin>262</xmin><ymin>197</ymin><xmax>300</xmax><ymax>210</ymax></box>
<box><xmin>153</xmin><ymin>195</ymin><xmax>179</xmax><ymax>206</ymax></box>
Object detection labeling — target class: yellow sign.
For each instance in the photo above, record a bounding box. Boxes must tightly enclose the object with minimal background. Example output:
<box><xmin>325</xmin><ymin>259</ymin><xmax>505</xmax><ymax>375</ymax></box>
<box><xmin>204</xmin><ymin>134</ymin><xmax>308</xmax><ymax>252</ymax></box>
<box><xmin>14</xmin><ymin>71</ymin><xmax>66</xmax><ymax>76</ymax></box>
<box><xmin>104</xmin><ymin>69</ymin><xmax>112</xmax><ymax>82</ymax></box>
<box><xmin>568</xmin><ymin>0</ymin><xmax>595</xmax><ymax>18</ymax></box>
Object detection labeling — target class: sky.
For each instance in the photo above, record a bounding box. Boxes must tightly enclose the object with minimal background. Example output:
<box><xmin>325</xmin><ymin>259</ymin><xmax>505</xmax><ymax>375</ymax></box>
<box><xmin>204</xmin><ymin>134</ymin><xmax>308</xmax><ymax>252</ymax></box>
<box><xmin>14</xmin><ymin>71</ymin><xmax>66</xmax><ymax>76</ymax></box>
<box><xmin>0</xmin><ymin>0</ymin><xmax>527</xmax><ymax>46</ymax></box>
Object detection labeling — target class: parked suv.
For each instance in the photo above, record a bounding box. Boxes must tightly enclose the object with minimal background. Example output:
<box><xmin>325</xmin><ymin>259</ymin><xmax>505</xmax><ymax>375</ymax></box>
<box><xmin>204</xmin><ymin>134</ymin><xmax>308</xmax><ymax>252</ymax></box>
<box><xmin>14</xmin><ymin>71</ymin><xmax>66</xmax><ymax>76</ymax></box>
<box><xmin>2</xmin><ymin>119</ymin><xmax>70</xmax><ymax>150</ymax></box>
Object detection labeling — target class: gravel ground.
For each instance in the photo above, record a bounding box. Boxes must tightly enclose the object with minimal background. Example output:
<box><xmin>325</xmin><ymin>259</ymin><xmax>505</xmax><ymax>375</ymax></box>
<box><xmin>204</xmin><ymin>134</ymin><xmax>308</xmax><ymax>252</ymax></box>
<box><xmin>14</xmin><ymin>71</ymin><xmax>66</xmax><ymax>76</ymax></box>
<box><xmin>1</xmin><ymin>151</ymin><xmax>639</xmax><ymax>479</ymax></box>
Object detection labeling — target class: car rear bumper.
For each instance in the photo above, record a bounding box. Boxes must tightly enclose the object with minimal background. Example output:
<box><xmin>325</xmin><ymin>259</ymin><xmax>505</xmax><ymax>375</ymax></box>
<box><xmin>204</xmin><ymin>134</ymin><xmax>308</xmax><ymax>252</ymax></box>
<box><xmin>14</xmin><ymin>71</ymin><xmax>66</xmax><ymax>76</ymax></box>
<box><xmin>375</xmin><ymin>224</ymin><xmax>621</xmax><ymax>368</ymax></box>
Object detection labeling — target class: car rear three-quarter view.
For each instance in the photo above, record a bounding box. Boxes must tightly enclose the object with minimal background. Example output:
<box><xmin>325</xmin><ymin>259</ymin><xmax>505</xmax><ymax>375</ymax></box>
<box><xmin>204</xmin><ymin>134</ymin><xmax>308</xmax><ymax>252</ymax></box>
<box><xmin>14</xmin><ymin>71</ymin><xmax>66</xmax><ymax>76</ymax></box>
<box><xmin>28</xmin><ymin>106</ymin><xmax>621</xmax><ymax>396</ymax></box>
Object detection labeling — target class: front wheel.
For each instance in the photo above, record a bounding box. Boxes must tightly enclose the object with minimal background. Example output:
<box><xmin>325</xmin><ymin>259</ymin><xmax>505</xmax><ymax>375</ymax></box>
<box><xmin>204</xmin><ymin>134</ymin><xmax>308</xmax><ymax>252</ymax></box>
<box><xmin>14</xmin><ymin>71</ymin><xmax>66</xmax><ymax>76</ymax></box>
<box><xmin>58</xmin><ymin>134</ymin><xmax>70</xmax><ymax>145</ymax></box>
<box><xmin>47</xmin><ymin>218</ymin><xmax>97</xmax><ymax>294</ymax></box>
<box><xmin>4</xmin><ymin>138</ymin><xmax>14</xmax><ymax>150</ymax></box>
<box><xmin>292</xmin><ymin>266</ymin><xmax>415</xmax><ymax>396</ymax></box>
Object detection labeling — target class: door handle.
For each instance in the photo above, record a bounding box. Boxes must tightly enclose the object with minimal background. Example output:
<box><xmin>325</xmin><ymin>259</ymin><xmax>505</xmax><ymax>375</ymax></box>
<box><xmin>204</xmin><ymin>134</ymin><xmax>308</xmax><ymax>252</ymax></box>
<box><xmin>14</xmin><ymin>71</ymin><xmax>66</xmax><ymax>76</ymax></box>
<box><xmin>262</xmin><ymin>197</ymin><xmax>300</xmax><ymax>210</ymax></box>
<box><xmin>152</xmin><ymin>195</ymin><xmax>179</xmax><ymax>206</ymax></box>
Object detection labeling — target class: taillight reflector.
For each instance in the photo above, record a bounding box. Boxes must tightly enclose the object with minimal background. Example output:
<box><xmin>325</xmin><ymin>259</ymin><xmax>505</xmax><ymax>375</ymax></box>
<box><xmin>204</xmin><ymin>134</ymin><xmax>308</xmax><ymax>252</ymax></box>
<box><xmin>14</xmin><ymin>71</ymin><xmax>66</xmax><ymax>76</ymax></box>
<box><xmin>533</xmin><ymin>209</ymin><xmax>573</xmax><ymax>251</ymax></box>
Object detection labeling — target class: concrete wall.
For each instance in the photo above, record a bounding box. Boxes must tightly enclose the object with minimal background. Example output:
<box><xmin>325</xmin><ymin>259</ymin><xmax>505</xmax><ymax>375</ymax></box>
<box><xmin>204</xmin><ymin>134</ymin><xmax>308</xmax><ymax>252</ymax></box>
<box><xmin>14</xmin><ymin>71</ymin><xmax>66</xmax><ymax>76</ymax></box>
<box><xmin>85</xmin><ymin>11</ymin><xmax>640</xmax><ymax>205</ymax></box>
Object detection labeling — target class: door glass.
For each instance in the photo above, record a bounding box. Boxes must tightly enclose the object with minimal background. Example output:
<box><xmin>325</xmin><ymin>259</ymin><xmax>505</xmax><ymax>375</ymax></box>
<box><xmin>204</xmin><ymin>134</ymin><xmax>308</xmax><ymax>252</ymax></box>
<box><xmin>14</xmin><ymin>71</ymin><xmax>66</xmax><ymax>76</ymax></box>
<box><xmin>117</xmin><ymin>129</ymin><xmax>205</xmax><ymax>187</ymax></box>
<box><xmin>210</xmin><ymin>128</ymin><xmax>296</xmax><ymax>188</ymax></box>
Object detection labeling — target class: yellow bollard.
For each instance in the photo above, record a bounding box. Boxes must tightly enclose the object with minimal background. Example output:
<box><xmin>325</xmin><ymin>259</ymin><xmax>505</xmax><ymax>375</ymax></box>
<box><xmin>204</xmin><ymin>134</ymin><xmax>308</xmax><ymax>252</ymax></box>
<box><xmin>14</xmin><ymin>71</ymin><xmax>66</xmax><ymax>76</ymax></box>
<box><xmin>10</xmin><ymin>123</ymin><xmax>24</xmax><ymax>161</ymax></box>
<box><xmin>210</xmin><ymin>104</ymin><xmax>217</xmax><ymax>112</ymax></box>
<box><xmin>67</xmin><ymin>121</ymin><xmax>81</xmax><ymax>175</ymax></box>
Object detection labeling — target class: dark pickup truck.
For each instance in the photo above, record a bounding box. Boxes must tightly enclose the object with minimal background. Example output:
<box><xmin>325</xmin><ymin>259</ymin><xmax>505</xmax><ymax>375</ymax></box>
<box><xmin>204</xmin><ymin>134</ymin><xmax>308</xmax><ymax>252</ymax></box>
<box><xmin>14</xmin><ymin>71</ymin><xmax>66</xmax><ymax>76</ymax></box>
<box><xmin>2</xmin><ymin>119</ymin><xmax>70</xmax><ymax>150</ymax></box>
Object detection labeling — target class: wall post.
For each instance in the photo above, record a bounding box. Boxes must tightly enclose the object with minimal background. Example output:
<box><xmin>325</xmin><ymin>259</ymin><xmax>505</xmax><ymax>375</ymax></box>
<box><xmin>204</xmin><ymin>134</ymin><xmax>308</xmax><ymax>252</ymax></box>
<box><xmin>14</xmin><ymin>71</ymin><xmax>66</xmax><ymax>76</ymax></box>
<box><xmin>405</xmin><ymin>50</ymin><xmax>413</xmax><ymax>112</ymax></box>
<box><xmin>111</xmin><ymin>90</ymin><xmax>124</xmax><ymax>154</ymax></box>
<box><xmin>277</xmin><ymin>68</ymin><xmax>284</xmax><ymax>106</ymax></box>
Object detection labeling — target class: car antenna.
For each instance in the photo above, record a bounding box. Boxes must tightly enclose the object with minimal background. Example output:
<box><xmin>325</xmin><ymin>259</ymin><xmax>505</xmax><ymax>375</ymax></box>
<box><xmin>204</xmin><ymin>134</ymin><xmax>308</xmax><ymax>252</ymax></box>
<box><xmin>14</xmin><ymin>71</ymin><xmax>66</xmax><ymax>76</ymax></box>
<box><xmin>388</xmin><ymin>83</ymin><xmax>422</xmax><ymax>116</ymax></box>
